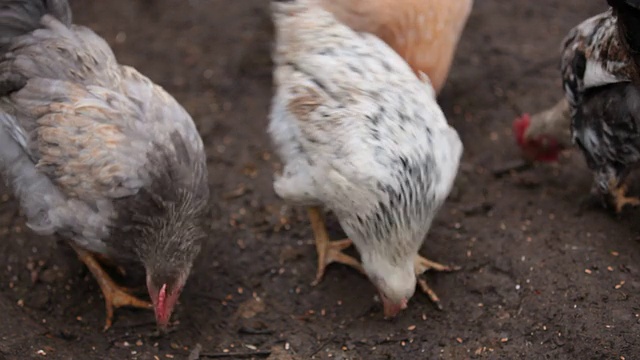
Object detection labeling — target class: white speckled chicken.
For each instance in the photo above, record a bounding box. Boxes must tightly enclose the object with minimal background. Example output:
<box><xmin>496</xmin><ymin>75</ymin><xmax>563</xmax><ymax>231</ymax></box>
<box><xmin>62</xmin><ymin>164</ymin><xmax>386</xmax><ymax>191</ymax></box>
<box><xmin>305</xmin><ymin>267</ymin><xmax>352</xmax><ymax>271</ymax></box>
<box><xmin>269</xmin><ymin>0</ymin><xmax>463</xmax><ymax>317</ymax></box>
<box><xmin>0</xmin><ymin>0</ymin><xmax>209</xmax><ymax>330</ymax></box>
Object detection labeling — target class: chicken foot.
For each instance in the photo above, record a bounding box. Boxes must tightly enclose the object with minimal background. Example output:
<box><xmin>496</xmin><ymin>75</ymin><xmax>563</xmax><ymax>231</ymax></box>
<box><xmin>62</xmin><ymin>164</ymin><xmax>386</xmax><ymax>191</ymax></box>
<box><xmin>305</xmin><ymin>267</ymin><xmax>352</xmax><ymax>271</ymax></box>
<box><xmin>414</xmin><ymin>255</ymin><xmax>460</xmax><ymax>310</ymax></box>
<box><xmin>70</xmin><ymin>244</ymin><xmax>152</xmax><ymax>331</ymax></box>
<box><xmin>307</xmin><ymin>206</ymin><xmax>365</xmax><ymax>286</ymax></box>
<box><xmin>93</xmin><ymin>252</ymin><xmax>127</xmax><ymax>277</ymax></box>
<box><xmin>609</xmin><ymin>181</ymin><xmax>640</xmax><ymax>214</ymax></box>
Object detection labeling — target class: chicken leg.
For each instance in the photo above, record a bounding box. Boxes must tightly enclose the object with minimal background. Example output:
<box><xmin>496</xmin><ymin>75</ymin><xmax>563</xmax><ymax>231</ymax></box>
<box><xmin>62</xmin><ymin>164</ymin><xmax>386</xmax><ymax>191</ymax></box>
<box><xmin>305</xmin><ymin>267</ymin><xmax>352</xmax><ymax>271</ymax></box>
<box><xmin>70</xmin><ymin>244</ymin><xmax>152</xmax><ymax>331</ymax></box>
<box><xmin>414</xmin><ymin>255</ymin><xmax>460</xmax><ymax>310</ymax></box>
<box><xmin>307</xmin><ymin>206</ymin><xmax>365</xmax><ymax>285</ymax></box>
<box><xmin>610</xmin><ymin>182</ymin><xmax>640</xmax><ymax>214</ymax></box>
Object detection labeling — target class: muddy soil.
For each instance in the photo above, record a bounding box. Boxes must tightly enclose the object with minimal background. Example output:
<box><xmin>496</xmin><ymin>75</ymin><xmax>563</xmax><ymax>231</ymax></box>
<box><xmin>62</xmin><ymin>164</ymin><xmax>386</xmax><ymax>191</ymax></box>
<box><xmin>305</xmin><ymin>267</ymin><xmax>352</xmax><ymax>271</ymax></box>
<box><xmin>1</xmin><ymin>1</ymin><xmax>638</xmax><ymax>359</ymax></box>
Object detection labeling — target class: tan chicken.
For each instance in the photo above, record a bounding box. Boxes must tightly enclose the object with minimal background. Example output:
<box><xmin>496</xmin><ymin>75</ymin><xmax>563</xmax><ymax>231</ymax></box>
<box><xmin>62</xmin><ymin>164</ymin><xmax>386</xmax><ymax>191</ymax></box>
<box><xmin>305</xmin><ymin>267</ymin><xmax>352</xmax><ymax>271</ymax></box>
<box><xmin>321</xmin><ymin>0</ymin><xmax>473</xmax><ymax>95</ymax></box>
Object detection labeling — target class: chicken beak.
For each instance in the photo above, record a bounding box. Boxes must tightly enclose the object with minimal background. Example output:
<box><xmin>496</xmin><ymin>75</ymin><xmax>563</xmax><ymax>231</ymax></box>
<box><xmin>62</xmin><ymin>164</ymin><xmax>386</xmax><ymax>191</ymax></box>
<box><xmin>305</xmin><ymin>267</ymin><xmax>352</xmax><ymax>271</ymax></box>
<box><xmin>382</xmin><ymin>295</ymin><xmax>408</xmax><ymax>318</ymax></box>
<box><xmin>148</xmin><ymin>282</ymin><xmax>181</xmax><ymax>330</ymax></box>
<box><xmin>155</xmin><ymin>284</ymin><xmax>170</xmax><ymax>329</ymax></box>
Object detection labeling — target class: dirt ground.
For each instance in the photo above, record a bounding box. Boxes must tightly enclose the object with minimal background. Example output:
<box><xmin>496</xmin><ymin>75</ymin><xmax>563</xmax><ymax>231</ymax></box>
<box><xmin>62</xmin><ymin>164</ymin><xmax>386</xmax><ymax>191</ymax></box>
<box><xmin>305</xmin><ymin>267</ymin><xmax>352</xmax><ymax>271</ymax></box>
<box><xmin>0</xmin><ymin>0</ymin><xmax>639</xmax><ymax>359</ymax></box>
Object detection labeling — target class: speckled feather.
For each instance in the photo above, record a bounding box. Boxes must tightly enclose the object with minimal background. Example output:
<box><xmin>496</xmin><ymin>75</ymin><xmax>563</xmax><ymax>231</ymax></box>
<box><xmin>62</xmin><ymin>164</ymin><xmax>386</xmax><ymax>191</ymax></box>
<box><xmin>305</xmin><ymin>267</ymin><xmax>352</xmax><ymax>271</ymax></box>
<box><xmin>269</xmin><ymin>0</ymin><xmax>462</xmax><ymax>296</ymax></box>
<box><xmin>561</xmin><ymin>4</ymin><xmax>640</xmax><ymax>196</ymax></box>
<box><xmin>0</xmin><ymin>1</ymin><xmax>208</xmax><ymax>268</ymax></box>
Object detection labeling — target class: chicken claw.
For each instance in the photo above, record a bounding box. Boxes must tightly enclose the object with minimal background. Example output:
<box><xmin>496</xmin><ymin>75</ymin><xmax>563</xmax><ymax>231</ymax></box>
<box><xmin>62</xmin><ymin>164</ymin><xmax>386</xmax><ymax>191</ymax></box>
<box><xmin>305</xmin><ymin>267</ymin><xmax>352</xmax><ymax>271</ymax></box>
<box><xmin>307</xmin><ymin>207</ymin><xmax>365</xmax><ymax>285</ymax></box>
<box><xmin>414</xmin><ymin>255</ymin><xmax>460</xmax><ymax>310</ymax></box>
<box><xmin>71</xmin><ymin>244</ymin><xmax>152</xmax><ymax>331</ymax></box>
<box><xmin>610</xmin><ymin>183</ymin><xmax>640</xmax><ymax>214</ymax></box>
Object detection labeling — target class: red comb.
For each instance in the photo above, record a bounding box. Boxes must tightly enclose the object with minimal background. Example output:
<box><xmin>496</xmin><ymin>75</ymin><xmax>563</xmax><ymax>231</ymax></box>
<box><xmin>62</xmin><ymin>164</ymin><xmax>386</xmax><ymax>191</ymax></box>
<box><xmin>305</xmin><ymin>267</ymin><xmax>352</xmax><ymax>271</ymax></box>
<box><xmin>512</xmin><ymin>113</ymin><xmax>531</xmax><ymax>146</ymax></box>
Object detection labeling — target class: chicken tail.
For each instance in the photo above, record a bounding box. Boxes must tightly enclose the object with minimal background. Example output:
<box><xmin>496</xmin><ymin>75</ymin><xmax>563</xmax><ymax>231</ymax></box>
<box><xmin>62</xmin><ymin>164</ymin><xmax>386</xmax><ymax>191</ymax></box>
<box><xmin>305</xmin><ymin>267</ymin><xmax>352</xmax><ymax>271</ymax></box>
<box><xmin>0</xmin><ymin>0</ymin><xmax>71</xmax><ymax>53</ymax></box>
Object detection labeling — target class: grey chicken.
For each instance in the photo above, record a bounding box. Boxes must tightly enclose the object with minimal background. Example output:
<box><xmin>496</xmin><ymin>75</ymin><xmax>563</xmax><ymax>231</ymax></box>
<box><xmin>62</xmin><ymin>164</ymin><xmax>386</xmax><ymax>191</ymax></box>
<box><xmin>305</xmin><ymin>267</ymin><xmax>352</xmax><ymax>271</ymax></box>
<box><xmin>0</xmin><ymin>0</ymin><xmax>209</xmax><ymax>330</ymax></box>
<box><xmin>269</xmin><ymin>0</ymin><xmax>463</xmax><ymax>317</ymax></box>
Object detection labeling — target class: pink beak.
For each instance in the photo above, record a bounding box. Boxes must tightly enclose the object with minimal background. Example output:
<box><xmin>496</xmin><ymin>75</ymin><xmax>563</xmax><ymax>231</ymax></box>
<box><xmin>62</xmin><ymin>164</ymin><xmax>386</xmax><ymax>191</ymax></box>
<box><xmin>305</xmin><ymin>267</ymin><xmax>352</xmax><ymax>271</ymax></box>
<box><xmin>382</xmin><ymin>295</ymin><xmax>408</xmax><ymax>318</ymax></box>
<box><xmin>149</xmin><ymin>283</ymin><xmax>181</xmax><ymax>330</ymax></box>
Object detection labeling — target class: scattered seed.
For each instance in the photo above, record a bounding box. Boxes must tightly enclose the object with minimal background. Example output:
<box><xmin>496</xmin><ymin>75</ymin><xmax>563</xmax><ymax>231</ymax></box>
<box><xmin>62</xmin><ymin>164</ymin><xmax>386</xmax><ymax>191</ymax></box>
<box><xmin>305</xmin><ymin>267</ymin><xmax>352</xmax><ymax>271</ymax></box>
<box><xmin>500</xmin><ymin>338</ymin><xmax>508</xmax><ymax>343</ymax></box>
<box><xmin>584</xmin><ymin>269</ymin><xmax>592</xmax><ymax>275</ymax></box>
<box><xmin>607</xmin><ymin>266</ymin><xmax>614</xmax><ymax>272</ymax></box>
<box><xmin>407</xmin><ymin>325</ymin><xmax>416</xmax><ymax>331</ymax></box>
<box><xmin>611</xmin><ymin>251</ymin><xmax>620</xmax><ymax>256</ymax></box>
<box><xmin>165</xmin><ymin>355</ymin><xmax>174</xmax><ymax>359</ymax></box>
<box><xmin>456</xmin><ymin>337</ymin><xmax>463</xmax><ymax>344</ymax></box>
<box><xmin>615</xmin><ymin>281</ymin><xmax>625</xmax><ymax>289</ymax></box>
<box><xmin>36</xmin><ymin>350</ymin><xmax>46</xmax><ymax>356</ymax></box>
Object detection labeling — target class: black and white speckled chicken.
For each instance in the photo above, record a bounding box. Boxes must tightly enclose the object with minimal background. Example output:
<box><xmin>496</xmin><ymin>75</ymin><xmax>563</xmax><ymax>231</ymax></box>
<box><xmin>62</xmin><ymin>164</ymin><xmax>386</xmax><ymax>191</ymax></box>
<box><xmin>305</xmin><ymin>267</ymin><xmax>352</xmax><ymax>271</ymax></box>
<box><xmin>0</xmin><ymin>0</ymin><xmax>209</xmax><ymax>329</ymax></box>
<box><xmin>558</xmin><ymin>0</ymin><xmax>640</xmax><ymax>213</ymax></box>
<box><xmin>269</xmin><ymin>0</ymin><xmax>463</xmax><ymax>317</ymax></box>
